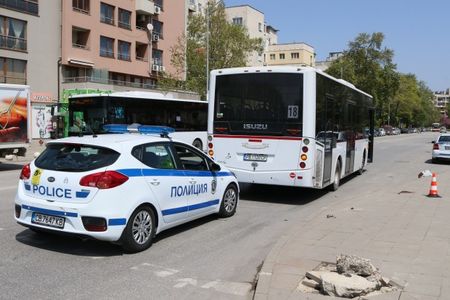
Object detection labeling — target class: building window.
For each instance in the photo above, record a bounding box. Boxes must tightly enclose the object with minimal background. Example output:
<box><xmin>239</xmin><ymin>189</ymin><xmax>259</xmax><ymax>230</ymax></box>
<box><xmin>72</xmin><ymin>26</ymin><xmax>90</xmax><ymax>50</ymax></box>
<box><xmin>279</xmin><ymin>53</ymin><xmax>285</xmax><ymax>59</ymax></box>
<box><xmin>136</xmin><ymin>42</ymin><xmax>148</xmax><ymax>61</ymax></box>
<box><xmin>232</xmin><ymin>17</ymin><xmax>243</xmax><ymax>25</ymax></box>
<box><xmin>152</xmin><ymin>49</ymin><xmax>163</xmax><ymax>66</ymax></box>
<box><xmin>100</xmin><ymin>36</ymin><xmax>114</xmax><ymax>58</ymax></box>
<box><xmin>0</xmin><ymin>16</ymin><xmax>27</xmax><ymax>51</ymax></box>
<box><xmin>100</xmin><ymin>2</ymin><xmax>114</xmax><ymax>25</ymax></box>
<box><xmin>0</xmin><ymin>57</ymin><xmax>26</xmax><ymax>84</ymax></box>
<box><xmin>118</xmin><ymin>40</ymin><xmax>131</xmax><ymax>61</ymax></box>
<box><xmin>154</xmin><ymin>0</ymin><xmax>163</xmax><ymax>10</ymax></box>
<box><xmin>0</xmin><ymin>0</ymin><xmax>38</xmax><ymax>15</ymax></box>
<box><xmin>291</xmin><ymin>52</ymin><xmax>299</xmax><ymax>59</ymax></box>
<box><xmin>258</xmin><ymin>22</ymin><xmax>262</xmax><ymax>32</ymax></box>
<box><xmin>118</xmin><ymin>8</ymin><xmax>131</xmax><ymax>30</ymax></box>
<box><xmin>73</xmin><ymin>0</ymin><xmax>89</xmax><ymax>14</ymax></box>
<box><xmin>269</xmin><ymin>54</ymin><xmax>275</xmax><ymax>60</ymax></box>
<box><xmin>152</xmin><ymin>20</ymin><xmax>163</xmax><ymax>39</ymax></box>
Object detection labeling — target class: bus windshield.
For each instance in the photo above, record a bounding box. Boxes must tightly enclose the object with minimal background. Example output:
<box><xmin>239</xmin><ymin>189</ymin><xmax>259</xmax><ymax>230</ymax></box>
<box><xmin>214</xmin><ymin>73</ymin><xmax>303</xmax><ymax>136</ymax></box>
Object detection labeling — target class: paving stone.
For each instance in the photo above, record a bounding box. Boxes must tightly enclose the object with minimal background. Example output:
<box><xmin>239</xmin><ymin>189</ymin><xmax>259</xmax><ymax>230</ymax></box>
<box><xmin>270</xmin><ymin>273</ymin><xmax>303</xmax><ymax>291</ymax></box>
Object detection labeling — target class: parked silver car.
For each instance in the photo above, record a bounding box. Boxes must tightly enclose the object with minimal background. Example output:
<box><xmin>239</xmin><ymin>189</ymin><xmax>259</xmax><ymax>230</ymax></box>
<box><xmin>432</xmin><ymin>133</ymin><xmax>450</xmax><ymax>163</ymax></box>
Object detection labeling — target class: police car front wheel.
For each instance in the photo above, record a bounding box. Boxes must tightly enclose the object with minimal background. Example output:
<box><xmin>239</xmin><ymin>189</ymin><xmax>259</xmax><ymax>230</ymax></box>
<box><xmin>219</xmin><ymin>184</ymin><xmax>238</xmax><ymax>218</ymax></box>
<box><xmin>121</xmin><ymin>206</ymin><xmax>156</xmax><ymax>253</ymax></box>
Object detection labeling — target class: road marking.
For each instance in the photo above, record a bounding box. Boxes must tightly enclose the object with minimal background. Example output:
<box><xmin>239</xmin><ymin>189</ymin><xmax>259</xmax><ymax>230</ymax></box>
<box><xmin>0</xmin><ymin>228</ymin><xmax>4</xmax><ymax>231</ymax></box>
<box><xmin>174</xmin><ymin>278</ymin><xmax>197</xmax><ymax>288</ymax></box>
<box><xmin>0</xmin><ymin>185</ymin><xmax>17</xmax><ymax>191</ymax></box>
<box><xmin>201</xmin><ymin>280</ymin><xmax>252</xmax><ymax>296</ymax></box>
<box><xmin>130</xmin><ymin>263</ymin><xmax>180</xmax><ymax>277</ymax></box>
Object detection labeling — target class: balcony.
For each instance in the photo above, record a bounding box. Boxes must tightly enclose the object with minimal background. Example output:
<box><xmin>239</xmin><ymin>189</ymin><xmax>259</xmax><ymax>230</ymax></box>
<box><xmin>72</xmin><ymin>27</ymin><xmax>90</xmax><ymax>51</ymax></box>
<box><xmin>0</xmin><ymin>35</ymin><xmax>27</xmax><ymax>51</ymax></box>
<box><xmin>0</xmin><ymin>0</ymin><xmax>38</xmax><ymax>15</ymax></box>
<box><xmin>135</xmin><ymin>0</ymin><xmax>155</xmax><ymax>15</ymax></box>
<box><xmin>63</xmin><ymin>76</ymin><xmax>156</xmax><ymax>90</ymax></box>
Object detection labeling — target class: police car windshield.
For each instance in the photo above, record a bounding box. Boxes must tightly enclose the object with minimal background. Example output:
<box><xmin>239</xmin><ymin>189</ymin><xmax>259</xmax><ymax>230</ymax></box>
<box><xmin>35</xmin><ymin>143</ymin><xmax>120</xmax><ymax>172</ymax></box>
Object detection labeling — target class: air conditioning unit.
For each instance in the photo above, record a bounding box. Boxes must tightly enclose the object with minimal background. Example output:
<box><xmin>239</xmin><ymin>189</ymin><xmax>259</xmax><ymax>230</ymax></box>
<box><xmin>154</xmin><ymin>5</ymin><xmax>161</xmax><ymax>14</ymax></box>
<box><xmin>152</xmin><ymin>33</ymin><xmax>159</xmax><ymax>42</ymax></box>
<box><xmin>152</xmin><ymin>64</ymin><xmax>159</xmax><ymax>72</ymax></box>
<box><xmin>159</xmin><ymin>66</ymin><xmax>165</xmax><ymax>72</ymax></box>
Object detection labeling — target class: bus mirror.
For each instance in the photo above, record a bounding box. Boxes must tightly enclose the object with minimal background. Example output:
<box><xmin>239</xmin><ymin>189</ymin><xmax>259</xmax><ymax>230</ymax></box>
<box><xmin>211</xmin><ymin>163</ymin><xmax>221</xmax><ymax>172</ymax></box>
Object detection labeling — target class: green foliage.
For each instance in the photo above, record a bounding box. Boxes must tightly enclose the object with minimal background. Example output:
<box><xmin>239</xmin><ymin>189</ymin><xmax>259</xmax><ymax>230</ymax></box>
<box><xmin>159</xmin><ymin>1</ymin><xmax>263</xmax><ymax>99</ymax></box>
<box><xmin>326</xmin><ymin>32</ymin><xmax>439</xmax><ymax>127</ymax></box>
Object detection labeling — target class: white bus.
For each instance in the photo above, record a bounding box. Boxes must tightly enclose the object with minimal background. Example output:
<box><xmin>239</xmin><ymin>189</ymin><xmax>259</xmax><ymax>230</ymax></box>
<box><xmin>207</xmin><ymin>67</ymin><xmax>374</xmax><ymax>190</ymax></box>
<box><xmin>68</xmin><ymin>91</ymin><xmax>208</xmax><ymax>150</ymax></box>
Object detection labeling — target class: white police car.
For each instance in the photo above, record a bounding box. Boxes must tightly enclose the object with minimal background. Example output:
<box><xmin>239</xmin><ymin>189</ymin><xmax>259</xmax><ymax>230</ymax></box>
<box><xmin>14</xmin><ymin>125</ymin><xmax>239</xmax><ymax>252</ymax></box>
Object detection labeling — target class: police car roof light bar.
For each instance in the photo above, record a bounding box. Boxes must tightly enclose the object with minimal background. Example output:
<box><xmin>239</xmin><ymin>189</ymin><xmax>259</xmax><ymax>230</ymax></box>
<box><xmin>103</xmin><ymin>124</ymin><xmax>175</xmax><ymax>137</ymax></box>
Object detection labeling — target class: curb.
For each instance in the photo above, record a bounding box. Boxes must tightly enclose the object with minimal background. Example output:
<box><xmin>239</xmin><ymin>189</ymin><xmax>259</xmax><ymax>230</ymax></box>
<box><xmin>253</xmin><ymin>234</ymin><xmax>290</xmax><ymax>299</ymax></box>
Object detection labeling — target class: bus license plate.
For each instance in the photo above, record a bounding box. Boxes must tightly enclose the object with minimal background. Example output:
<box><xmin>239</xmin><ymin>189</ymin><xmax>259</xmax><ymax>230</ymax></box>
<box><xmin>244</xmin><ymin>153</ymin><xmax>268</xmax><ymax>162</ymax></box>
<box><xmin>31</xmin><ymin>212</ymin><xmax>65</xmax><ymax>229</ymax></box>
<box><xmin>445</xmin><ymin>146</ymin><xmax>450</xmax><ymax>150</ymax></box>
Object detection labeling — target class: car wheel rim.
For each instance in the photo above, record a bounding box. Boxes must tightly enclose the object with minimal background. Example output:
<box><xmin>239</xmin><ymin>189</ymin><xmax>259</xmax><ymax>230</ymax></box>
<box><xmin>224</xmin><ymin>188</ymin><xmax>236</xmax><ymax>213</ymax></box>
<box><xmin>132</xmin><ymin>210</ymin><xmax>152</xmax><ymax>245</ymax></box>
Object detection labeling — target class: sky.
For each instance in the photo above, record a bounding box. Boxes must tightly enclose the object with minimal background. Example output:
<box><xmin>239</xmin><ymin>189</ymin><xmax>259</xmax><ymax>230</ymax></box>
<box><xmin>224</xmin><ymin>0</ymin><xmax>450</xmax><ymax>92</ymax></box>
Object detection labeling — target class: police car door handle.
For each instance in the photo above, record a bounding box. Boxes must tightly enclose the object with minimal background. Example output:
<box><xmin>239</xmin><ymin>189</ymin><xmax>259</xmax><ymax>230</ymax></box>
<box><xmin>189</xmin><ymin>180</ymin><xmax>196</xmax><ymax>184</ymax></box>
<box><xmin>150</xmin><ymin>179</ymin><xmax>160</xmax><ymax>186</ymax></box>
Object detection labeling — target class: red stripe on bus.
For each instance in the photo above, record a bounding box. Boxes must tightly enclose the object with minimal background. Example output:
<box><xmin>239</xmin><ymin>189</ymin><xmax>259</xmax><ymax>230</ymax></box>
<box><xmin>213</xmin><ymin>134</ymin><xmax>302</xmax><ymax>141</ymax></box>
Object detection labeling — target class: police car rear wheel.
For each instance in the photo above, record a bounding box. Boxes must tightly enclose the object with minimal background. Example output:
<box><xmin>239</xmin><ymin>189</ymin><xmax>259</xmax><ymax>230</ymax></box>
<box><xmin>219</xmin><ymin>184</ymin><xmax>238</xmax><ymax>217</ymax></box>
<box><xmin>121</xmin><ymin>206</ymin><xmax>156</xmax><ymax>253</ymax></box>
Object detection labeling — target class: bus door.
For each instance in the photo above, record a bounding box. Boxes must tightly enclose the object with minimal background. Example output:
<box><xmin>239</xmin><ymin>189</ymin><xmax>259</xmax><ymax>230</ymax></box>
<box><xmin>321</xmin><ymin>97</ymin><xmax>335</xmax><ymax>185</ymax></box>
<box><xmin>345</xmin><ymin>102</ymin><xmax>356</xmax><ymax>174</ymax></box>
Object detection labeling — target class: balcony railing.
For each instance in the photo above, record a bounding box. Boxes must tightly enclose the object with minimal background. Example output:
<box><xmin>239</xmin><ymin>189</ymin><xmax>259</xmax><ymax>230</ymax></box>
<box><xmin>136</xmin><ymin>56</ymin><xmax>148</xmax><ymax>62</ymax></box>
<box><xmin>100</xmin><ymin>50</ymin><xmax>114</xmax><ymax>58</ymax></box>
<box><xmin>118</xmin><ymin>53</ymin><xmax>131</xmax><ymax>61</ymax></box>
<box><xmin>0</xmin><ymin>35</ymin><xmax>27</xmax><ymax>51</ymax></box>
<box><xmin>118</xmin><ymin>21</ymin><xmax>131</xmax><ymax>30</ymax></box>
<box><xmin>73</xmin><ymin>6</ymin><xmax>89</xmax><ymax>15</ymax></box>
<box><xmin>63</xmin><ymin>76</ymin><xmax>156</xmax><ymax>89</ymax></box>
<box><xmin>72</xmin><ymin>43</ymin><xmax>89</xmax><ymax>50</ymax></box>
<box><xmin>0</xmin><ymin>0</ymin><xmax>38</xmax><ymax>15</ymax></box>
<box><xmin>0</xmin><ymin>75</ymin><xmax>26</xmax><ymax>84</ymax></box>
<box><xmin>100</xmin><ymin>15</ymin><xmax>114</xmax><ymax>25</ymax></box>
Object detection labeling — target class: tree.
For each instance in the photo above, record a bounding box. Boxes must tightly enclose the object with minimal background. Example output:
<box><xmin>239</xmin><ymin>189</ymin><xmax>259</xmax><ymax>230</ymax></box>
<box><xmin>159</xmin><ymin>1</ymin><xmax>263</xmax><ymax>99</ymax></box>
<box><xmin>326</xmin><ymin>32</ymin><xmax>400</xmax><ymax>125</ymax></box>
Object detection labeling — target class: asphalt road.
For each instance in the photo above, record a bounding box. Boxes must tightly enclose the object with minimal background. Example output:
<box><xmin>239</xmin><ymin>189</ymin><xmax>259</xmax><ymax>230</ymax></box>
<box><xmin>0</xmin><ymin>133</ymin><xmax>446</xmax><ymax>299</ymax></box>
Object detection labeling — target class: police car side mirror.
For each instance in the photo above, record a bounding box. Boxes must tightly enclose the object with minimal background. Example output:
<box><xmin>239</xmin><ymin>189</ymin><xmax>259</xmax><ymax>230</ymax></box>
<box><xmin>211</xmin><ymin>163</ymin><xmax>221</xmax><ymax>172</ymax></box>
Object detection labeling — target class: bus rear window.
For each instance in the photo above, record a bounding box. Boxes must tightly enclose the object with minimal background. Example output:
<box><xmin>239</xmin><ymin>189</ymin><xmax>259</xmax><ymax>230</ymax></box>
<box><xmin>35</xmin><ymin>143</ymin><xmax>120</xmax><ymax>172</ymax></box>
<box><xmin>214</xmin><ymin>73</ymin><xmax>303</xmax><ymax>136</ymax></box>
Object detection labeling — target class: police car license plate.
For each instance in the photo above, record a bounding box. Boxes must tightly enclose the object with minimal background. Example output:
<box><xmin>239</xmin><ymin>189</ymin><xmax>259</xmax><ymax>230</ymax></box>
<box><xmin>243</xmin><ymin>153</ymin><xmax>268</xmax><ymax>162</ymax></box>
<box><xmin>445</xmin><ymin>146</ymin><xmax>450</xmax><ymax>150</ymax></box>
<box><xmin>31</xmin><ymin>212</ymin><xmax>65</xmax><ymax>229</ymax></box>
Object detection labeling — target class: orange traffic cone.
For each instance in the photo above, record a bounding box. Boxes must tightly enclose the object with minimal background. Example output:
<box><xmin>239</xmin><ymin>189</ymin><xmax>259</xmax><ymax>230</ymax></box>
<box><xmin>427</xmin><ymin>173</ymin><xmax>441</xmax><ymax>198</ymax></box>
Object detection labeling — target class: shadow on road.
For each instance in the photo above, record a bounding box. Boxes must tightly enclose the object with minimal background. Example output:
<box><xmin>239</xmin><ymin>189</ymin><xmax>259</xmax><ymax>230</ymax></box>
<box><xmin>16</xmin><ymin>228</ymin><xmax>124</xmax><ymax>257</ymax></box>
<box><xmin>0</xmin><ymin>162</ymin><xmax>25</xmax><ymax>171</ymax></box>
<box><xmin>424</xmin><ymin>159</ymin><xmax>450</xmax><ymax>165</ymax></box>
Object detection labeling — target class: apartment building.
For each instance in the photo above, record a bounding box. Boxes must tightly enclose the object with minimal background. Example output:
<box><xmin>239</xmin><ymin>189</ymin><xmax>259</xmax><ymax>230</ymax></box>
<box><xmin>434</xmin><ymin>90</ymin><xmax>450</xmax><ymax>114</ymax></box>
<box><xmin>315</xmin><ymin>51</ymin><xmax>343</xmax><ymax>71</ymax></box>
<box><xmin>225</xmin><ymin>5</ymin><xmax>277</xmax><ymax>67</ymax></box>
<box><xmin>0</xmin><ymin>0</ymin><xmax>61</xmax><ymax>139</ymax></box>
<box><xmin>62</xmin><ymin>0</ymin><xmax>188</xmax><ymax>94</ymax></box>
<box><xmin>266</xmin><ymin>43</ymin><xmax>315</xmax><ymax>67</ymax></box>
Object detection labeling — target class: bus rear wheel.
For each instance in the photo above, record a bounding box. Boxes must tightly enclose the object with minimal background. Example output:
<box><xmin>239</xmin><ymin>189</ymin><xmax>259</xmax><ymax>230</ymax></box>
<box><xmin>358</xmin><ymin>151</ymin><xmax>366</xmax><ymax>175</ymax></box>
<box><xmin>192</xmin><ymin>139</ymin><xmax>203</xmax><ymax>150</ymax></box>
<box><xmin>331</xmin><ymin>161</ymin><xmax>341</xmax><ymax>191</ymax></box>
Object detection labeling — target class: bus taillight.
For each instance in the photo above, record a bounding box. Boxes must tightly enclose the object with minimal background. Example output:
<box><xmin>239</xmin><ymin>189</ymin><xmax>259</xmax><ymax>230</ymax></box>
<box><xmin>208</xmin><ymin>143</ymin><xmax>213</xmax><ymax>149</ymax></box>
<box><xmin>209</xmin><ymin>150</ymin><xmax>214</xmax><ymax>156</ymax></box>
<box><xmin>302</xmin><ymin>146</ymin><xmax>308</xmax><ymax>153</ymax></box>
<box><xmin>301</xmin><ymin>154</ymin><xmax>307</xmax><ymax>161</ymax></box>
<box><xmin>300</xmin><ymin>162</ymin><xmax>306</xmax><ymax>169</ymax></box>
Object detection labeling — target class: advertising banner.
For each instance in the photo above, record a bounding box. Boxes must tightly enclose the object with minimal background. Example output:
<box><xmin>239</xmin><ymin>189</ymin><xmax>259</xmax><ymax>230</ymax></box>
<box><xmin>0</xmin><ymin>88</ymin><xmax>29</xmax><ymax>143</ymax></box>
<box><xmin>32</xmin><ymin>105</ymin><xmax>53</xmax><ymax>139</ymax></box>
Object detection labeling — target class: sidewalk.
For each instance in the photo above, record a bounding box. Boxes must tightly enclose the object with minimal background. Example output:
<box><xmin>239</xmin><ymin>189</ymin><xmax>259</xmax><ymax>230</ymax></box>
<box><xmin>254</xmin><ymin>167</ymin><xmax>450</xmax><ymax>299</ymax></box>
